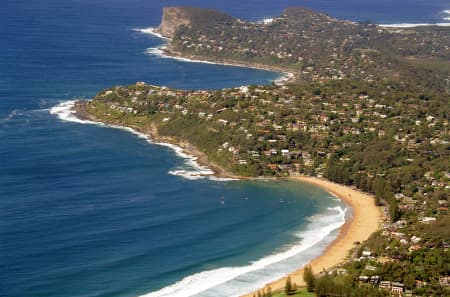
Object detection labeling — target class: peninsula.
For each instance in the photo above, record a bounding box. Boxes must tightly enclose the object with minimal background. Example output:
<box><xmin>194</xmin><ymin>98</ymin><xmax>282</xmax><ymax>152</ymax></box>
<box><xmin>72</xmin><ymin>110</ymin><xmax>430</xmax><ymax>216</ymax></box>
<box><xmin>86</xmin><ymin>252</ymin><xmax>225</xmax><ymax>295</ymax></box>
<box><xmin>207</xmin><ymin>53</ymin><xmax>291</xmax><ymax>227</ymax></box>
<box><xmin>75</xmin><ymin>6</ymin><xmax>449</xmax><ymax>297</ymax></box>
<box><xmin>153</xmin><ymin>6</ymin><xmax>449</xmax><ymax>90</ymax></box>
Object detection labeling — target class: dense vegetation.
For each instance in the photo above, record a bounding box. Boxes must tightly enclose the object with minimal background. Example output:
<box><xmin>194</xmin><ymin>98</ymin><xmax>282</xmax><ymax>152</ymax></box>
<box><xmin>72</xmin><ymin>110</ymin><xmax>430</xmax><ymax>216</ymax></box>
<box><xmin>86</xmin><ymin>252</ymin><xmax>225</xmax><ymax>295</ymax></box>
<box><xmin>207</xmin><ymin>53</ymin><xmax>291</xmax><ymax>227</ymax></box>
<box><xmin>164</xmin><ymin>7</ymin><xmax>450</xmax><ymax>92</ymax></box>
<box><xmin>83</xmin><ymin>6</ymin><xmax>449</xmax><ymax>297</ymax></box>
<box><xmin>84</xmin><ymin>77</ymin><xmax>449</xmax><ymax>296</ymax></box>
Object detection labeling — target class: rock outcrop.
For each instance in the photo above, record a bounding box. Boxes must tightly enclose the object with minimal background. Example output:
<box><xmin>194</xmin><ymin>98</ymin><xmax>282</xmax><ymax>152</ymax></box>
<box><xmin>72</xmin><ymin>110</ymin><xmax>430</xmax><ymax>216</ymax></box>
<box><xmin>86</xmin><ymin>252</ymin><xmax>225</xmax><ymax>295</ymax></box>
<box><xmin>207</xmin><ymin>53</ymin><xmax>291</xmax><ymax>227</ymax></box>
<box><xmin>155</xmin><ymin>7</ymin><xmax>192</xmax><ymax>38</ymax></box>
<box><xmin>155</xmin><ymin>6</ymin><xmax>234</xmax><ymax>39</ymax></box>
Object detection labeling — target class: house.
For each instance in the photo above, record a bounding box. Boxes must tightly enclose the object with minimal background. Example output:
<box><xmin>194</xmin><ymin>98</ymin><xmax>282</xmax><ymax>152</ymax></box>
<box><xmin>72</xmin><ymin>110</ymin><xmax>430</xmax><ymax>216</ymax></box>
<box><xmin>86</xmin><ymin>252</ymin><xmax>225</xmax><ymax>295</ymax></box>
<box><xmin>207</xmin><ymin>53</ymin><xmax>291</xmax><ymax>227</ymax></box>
<box><xmin>336</xmin><ymin>268</ymin><xmax>348</xmax><ymax>275</ymax></box>
<box><xmin>402</xmin><ymin>196</ymin><xmax>417</xmax><ymax>206</ymax></box>
<box><xmin>395</xmin><ymin>193</ymin><xmax>404</xmax><ymax>200</ymax></box>
<box><xmin>278</xmin><ymin>164</ymin><xmax>292</xmax><ymax>171</ymax></box>
<box><xmin>391</xmin><ymin>232</ymin><xmax>406</xmax><ymax>239</ymax></box>
<box><xmin>436</xmin><ymin>207</ymin><xmax>448</xmax><ymax>214</ymax></box>
<box><xmin>238</xmin><ymin>159</ymin><xmax>248</xmax><ymax>165</ymax></box>
<box><xmin>400</xmin><ymin>238</ymin><xmax>408</xmax><ymax>245</ymax></box>
<box><xmin>379</xmin><ymin>281</ymin><xmax>391</xmax><ymax>290</ymax></box>
<box><xmin>370</xmin><ymin>276</ymin><xmax>380</xmax><ymax>286</ymax></box>
<box><xmin>281</xmin><ymin>149</ymin><xmax>290</xmax><ymax>157</ymax></box>
<box><xmin>439</xmin><ymin>276</ymin><xmax>450</xmax><ymax>286</ymax></box>
<box><xmin>359</xmin><ymin>276</ymin><xmax>369</xmax><ymax>283</ymax></box>
<box><xmin>409</xmin><ymin>244</ymin><xmax>421</xmax><ymax>252</ymax></box>
<box><xmin>438</xmin><ymin>200</ymin><xmax>447</xmax><ymax>206</ymax></box>
<box><xmin>411</xmin><ymin>236</ymin><xmax>421</xmax><ymax>244</ymax></box>
<box><xmin>217</xmin><ymin>119</ymin><xmax>228</xmax><ymax>125</ymax></box>
<box><xmin>415</xmin><ymin>280</ymin><xmax>426</xmax><ymax>288</ymax></box>
<box><xmin>421</xmin><ymin>217</ymin><xmax>436</xmax><ymax>224</ymax></box>
<box><xmin>391</xmin><ymin>282</ymin><xmax>404</xmax><ymax>295</ymax></box>
<box><xmin>394</xmin><ymin>220</ymin><xmax>407</xmax><ymax>228</ymax></box>
<box><xmin>267</xmin><ymin>164</ymin><xmax>278</xmax><ymax>171</ymax></box>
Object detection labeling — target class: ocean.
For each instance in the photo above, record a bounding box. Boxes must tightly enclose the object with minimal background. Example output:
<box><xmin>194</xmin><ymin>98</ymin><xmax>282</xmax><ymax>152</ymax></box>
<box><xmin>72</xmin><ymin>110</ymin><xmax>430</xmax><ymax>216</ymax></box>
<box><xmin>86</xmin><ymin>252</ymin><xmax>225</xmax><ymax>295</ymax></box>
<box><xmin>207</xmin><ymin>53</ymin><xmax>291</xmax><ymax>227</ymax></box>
<box><xmin>1</xmin><ymin>1</ymin><xmax>448</xmax><ymax>297</ymax></box>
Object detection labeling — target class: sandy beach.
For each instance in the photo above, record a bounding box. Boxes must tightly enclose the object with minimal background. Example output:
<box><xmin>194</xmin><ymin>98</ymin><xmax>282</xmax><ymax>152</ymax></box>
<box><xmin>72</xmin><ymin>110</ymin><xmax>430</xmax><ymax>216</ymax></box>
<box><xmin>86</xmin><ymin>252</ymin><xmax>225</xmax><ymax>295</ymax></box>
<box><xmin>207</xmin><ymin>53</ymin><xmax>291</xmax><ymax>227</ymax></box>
<box><xmin>241</xmin><ymin>175</ymin><xmax>383</xmax><ymax>297</ymax></box>
<box><xmin>67</xmin><ymin>101</ymin><xmax>383</xmax><ymax>296</ymax></box>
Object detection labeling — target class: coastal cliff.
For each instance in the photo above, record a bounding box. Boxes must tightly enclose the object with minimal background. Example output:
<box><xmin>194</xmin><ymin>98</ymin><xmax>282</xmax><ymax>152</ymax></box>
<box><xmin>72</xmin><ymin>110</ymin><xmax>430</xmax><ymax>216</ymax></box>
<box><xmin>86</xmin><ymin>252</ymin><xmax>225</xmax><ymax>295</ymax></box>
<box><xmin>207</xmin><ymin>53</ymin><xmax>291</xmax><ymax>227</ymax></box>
<box><xmin>155</xmin><ymin>6</ymin><xmax>233</xmax><ymax>39</ymax></box>
<box><xmin>78</xmin><ymin>6</ymin><xmax>449</xmax><ymax>297</ymax></box>
<box><xmin>155</xmin><ymin>7</ymin><xmax>191</xmax><ymax>38</ymax></box>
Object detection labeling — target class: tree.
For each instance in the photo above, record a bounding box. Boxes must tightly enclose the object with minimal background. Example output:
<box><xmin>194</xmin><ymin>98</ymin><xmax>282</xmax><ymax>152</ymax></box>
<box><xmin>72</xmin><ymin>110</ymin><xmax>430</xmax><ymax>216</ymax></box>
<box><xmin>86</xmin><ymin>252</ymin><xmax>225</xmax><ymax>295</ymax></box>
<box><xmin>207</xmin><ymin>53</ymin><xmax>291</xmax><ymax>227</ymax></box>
<box><xmin>303</xmin><ymin>265</ymin><xmax>316</xmax><ymax>292</ymax></box>
<box><xmin>292</xmin><ymin>282</ymin><xmax>298</xmax><ymax>293</ymax></box>
<box><xmin>266</xmin><ymin>286</ymin><xmax>272</xmax><ymax>297</ymax></box>
<box><xmin>285</xmin><ymin>276</ymin><xmax>296</xmax><ymax>295</ymax></box>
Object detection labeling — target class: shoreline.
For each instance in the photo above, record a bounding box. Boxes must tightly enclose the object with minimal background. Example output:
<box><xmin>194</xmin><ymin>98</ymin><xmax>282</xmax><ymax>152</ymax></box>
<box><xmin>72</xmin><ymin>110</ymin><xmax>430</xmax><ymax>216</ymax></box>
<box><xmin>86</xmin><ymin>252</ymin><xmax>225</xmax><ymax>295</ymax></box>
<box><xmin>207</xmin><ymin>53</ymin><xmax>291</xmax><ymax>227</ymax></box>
<box><xmin>161</xmin><ymin>46</ymin><xmax>290</xmax><ymax>73</ymax></box>
<box><xmin>65</xmin><ymin>100</ymin><xmax>383</xmax><ymax>296</ymax></box>
<box><xmin>241</xmin><ymin>176</ymin><xmax>383</xmax><ymax>297</ymax></box>
<box><xmin>54</xmin><ymin>100</ymin><xmax>359</xmax><ymax>297</ymax></box>
<box><xmin>161</xmin><ymin>48</ymin><xmax>296</xmax><ymax>85</ymax></box>
<box><xmin>379</xmin><ymin>22</ymin><xmax>450</xmax><ymax>28</ymax></box>
<box><xmin>68</xmin><ymin>100</ymin><xmax>243</xmax><ymax>180</ymax></box>
<box><xmin>134</xmin><ymin>27</ymin><xmax>296</xmax><ymax>84</ymax></box>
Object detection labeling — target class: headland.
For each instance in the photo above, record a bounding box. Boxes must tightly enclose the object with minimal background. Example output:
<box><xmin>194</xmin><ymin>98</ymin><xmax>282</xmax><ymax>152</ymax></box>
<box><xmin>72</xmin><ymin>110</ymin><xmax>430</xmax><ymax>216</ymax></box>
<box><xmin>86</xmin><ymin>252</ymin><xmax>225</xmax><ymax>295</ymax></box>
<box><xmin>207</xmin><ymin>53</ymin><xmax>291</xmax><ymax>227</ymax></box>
<box><xmin>55</xmin><ymin>5</ymin><xmax>449</xmax><ymax>296</ymax></box>
<box><xmin>61</xmin><ymin>98</ymin><xmax>383</xmax><ymax>296</ymax></box>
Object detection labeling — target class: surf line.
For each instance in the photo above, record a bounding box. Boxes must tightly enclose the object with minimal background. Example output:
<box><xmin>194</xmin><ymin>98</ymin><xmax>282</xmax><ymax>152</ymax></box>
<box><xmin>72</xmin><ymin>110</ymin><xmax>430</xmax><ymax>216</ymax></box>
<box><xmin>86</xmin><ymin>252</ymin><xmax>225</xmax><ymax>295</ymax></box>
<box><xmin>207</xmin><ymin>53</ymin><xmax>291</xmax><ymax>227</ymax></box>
<box><xmin>50</xmin><ymin>100</ymin><xmax>236</xmax><ymax>182</ymax></box>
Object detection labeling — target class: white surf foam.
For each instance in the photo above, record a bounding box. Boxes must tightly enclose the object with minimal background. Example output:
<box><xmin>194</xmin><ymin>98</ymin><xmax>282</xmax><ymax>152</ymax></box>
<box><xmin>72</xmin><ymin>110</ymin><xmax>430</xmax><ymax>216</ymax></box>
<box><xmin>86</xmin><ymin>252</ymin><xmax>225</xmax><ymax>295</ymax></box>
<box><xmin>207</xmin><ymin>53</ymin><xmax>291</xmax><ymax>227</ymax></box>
<box><xmin>274</xmin><ymin>72</ymin><xmax>294</xmax><ymax>85</ymax></box>
<box><xmin>145</xmin><ymin>46</ymin><xmax>259</xmax><ymax>68</ymax></box>
<box><xmin>145</xmin><ymin>46</ymin><xmax>290</xmax><ymax>86</ymax></box>
<box><xmin>380</xmin><ymin>22</ymin><xmax>450</xmax><ymax>28</ymax></box>
<box><xmin>159</xmin><ymin>142</ymin><xmax>215</xmax><ymax>180</ymax></box>
<box><xmin>443</xmin><ymin>10</ymin><xmax>450</xmax><ymax>21</ymax></box>
<box><xmin>51</xmin><ymin>103</ymin><xmax>348</xmax><ymax>296</ymax></box>
<box><xmin>138</xmin><ymin>205</ymin><xmax>347</xmax><ymax>297</ymax></box>
<box><xmin>208</xmin><ymin>176</ymin><xmax>240</xmax><ymax>182</ymax></box>
<box><xmin>133</xmin><ymin>27</ymin><xmax>171</xmax><ymax>40</ymax></box>
<box><xmin>137</xmin><ymin>27</ymin><xmax>285</xmax><ymax>83</ymax></box>
<box><xmin>50</xmin><ymin>101</ymin><xmax>233</xmax><ymax>182</ymax></box>
<box><xmin>0</xmin><ymin>109</ymin><xmax>20</xmax><ymax>123</ymax></box>
<box><xmin>50</xmin><ymin>100</ymin><xmax>98</xmax><ymax>125</ymax></box>
<box><xmin>146</xmin><ymin>46</ymin><xmax>166</xmax><ymax>57</ymax></box>
<box><xmin>260</xmin><ymin>18</ymin><xmax>274</xmax><ymax>24</ymax></box>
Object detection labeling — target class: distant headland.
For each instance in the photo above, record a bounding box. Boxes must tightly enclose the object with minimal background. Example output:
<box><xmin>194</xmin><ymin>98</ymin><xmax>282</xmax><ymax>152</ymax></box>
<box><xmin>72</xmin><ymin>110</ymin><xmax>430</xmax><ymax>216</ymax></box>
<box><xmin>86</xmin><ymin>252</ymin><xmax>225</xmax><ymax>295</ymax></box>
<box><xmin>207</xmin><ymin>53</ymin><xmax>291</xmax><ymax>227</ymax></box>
<box><xmin>69</xmin><ymin>6</ymin><xmax>449</xmax><ymax>297</ymax></box>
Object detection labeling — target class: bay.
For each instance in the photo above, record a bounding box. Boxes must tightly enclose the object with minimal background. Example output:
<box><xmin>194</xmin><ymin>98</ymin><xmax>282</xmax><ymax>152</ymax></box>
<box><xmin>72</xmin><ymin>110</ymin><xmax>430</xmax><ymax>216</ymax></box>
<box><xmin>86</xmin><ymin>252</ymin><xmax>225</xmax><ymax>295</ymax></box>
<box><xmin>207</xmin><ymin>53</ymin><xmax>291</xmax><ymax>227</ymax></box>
<box><xmin>1</xmin><ymin>1</ymin><xmax>448</xmax><ymax>296</ymax></box>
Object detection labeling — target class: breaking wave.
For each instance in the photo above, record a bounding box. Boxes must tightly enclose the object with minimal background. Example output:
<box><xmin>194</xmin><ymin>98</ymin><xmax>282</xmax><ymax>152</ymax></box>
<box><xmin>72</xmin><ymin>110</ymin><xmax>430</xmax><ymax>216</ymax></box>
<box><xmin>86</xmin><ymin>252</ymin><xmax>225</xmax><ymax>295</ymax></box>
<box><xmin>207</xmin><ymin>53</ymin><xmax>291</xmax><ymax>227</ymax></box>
<box><xmin>138</xmin><ymin>206</ymin><xmax>347</xmax><ymax>297</ymax></box>
<box><xmin>379</xmin><ymin>22</ymin><xmax>450</xmax><ymax>28</ymax></box>
<box><xmin>50</xmin><ymin>100</ymin><xmax>234</xmax><ymax>182</ymax></box>
<box><xmin>133</xmin><ymin>27</ymin><xmax>170</xmax><ymax>40</ymax></box>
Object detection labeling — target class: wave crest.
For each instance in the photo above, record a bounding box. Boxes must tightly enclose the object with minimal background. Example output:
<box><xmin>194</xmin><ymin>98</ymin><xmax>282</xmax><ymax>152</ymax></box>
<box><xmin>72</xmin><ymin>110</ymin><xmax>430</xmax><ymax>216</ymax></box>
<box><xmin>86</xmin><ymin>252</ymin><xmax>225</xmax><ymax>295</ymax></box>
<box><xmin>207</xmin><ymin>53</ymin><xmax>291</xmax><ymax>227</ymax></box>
<box><xmin>380</xmin><ymin>22</ymin><xmax>450</xmax><ymax>28</ymax></box>
<box><xmin>139</xmin><ymin>205</ymin><xmax>347</xmax><ymax>297</ymax></box>
<box><xmin>50</xmin><ymin>101</ymin><xmax>232</xmax><ymax>182</ymax></box>
<box><xmin>0</xmin><ymin>109</ymin><xmax>20</xmax><ymax>124</ymax></box>
<box><xmin>133</xmin><ymin>27</ymin><xmax>171</xmax><ymax>40</ymax></box>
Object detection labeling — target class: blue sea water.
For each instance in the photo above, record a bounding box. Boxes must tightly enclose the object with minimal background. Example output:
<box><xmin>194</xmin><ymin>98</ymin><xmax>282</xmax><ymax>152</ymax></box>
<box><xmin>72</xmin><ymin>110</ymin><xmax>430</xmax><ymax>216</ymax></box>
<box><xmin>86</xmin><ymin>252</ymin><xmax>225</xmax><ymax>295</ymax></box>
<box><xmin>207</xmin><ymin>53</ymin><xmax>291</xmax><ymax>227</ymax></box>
<box><xmin>1</xmin><ymin>1</ymin><xmax>449</xmax><ymax>297</ymax></box>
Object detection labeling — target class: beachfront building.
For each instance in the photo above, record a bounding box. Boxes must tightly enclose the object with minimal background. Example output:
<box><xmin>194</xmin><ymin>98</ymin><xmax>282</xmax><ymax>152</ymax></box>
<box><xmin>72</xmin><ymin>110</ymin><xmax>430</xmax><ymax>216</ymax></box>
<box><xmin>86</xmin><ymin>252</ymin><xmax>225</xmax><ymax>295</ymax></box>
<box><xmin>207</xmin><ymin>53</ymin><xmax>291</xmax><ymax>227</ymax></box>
<box><xmin>391</xmin><ymin>282</ymin><xmax>404</xmax><ymax>295</ymax></box>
